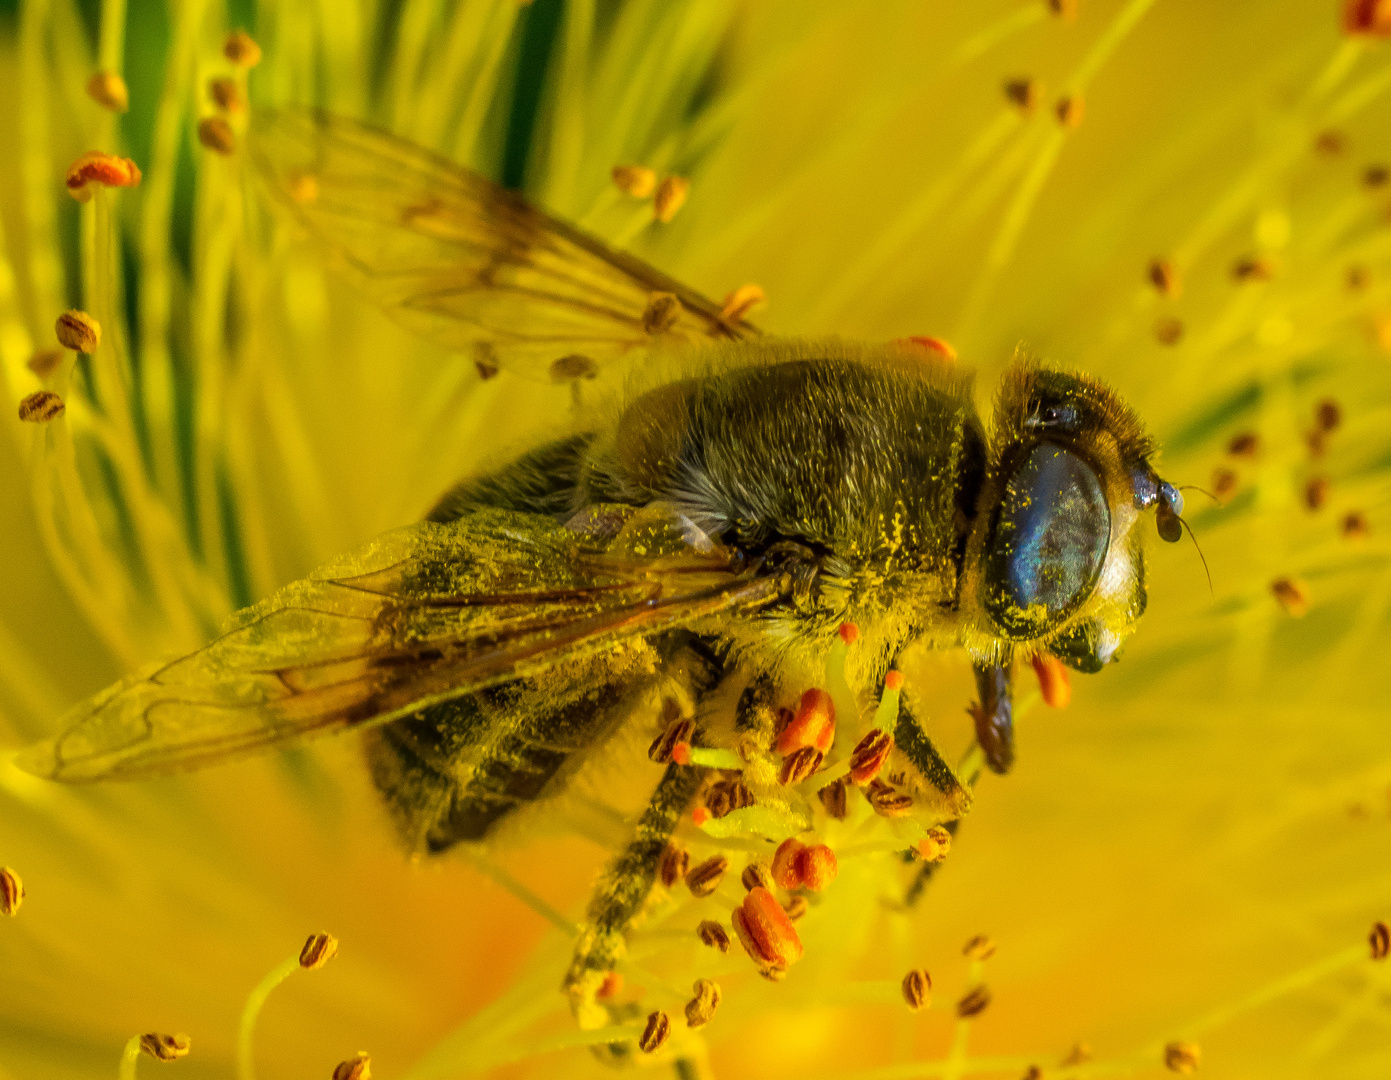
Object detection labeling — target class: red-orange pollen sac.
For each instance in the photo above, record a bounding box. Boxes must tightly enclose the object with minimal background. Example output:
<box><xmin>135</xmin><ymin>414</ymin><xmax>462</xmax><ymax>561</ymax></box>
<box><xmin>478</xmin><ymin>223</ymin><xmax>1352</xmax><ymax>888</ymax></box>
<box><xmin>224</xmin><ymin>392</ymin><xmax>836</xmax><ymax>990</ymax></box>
<box><xmin>771</xmin><ymin>838</ymin><xmax>806</xmax><ymax>889</ymax></box>
<box><xmin>1344</xmin><ymin>0</ymin><xmax>1391</xmax><ymax>37</ymax></box>
<box><xmin>777</xmin><ymin>689</ymin><xmax>835</xmax><ymax>755</ymax></box>
<box><xmin>883</xmin><ymin>670</ymin><xmax>904</xmax><ymax>691</ymax></box>
<box><xmin>838</xmin><ymin>621</ymin><xmax>860</xmax><ymax>645</ymax></box>
<box><xmin>796</xmin><ymin>844</ymin><xmax>838</xmax><ymax>892</ymax></box>
<box><xmin>1030</xmin><ymin>654</ymin><xmax>1071</xmax><ymax>708</ymax></box>
<box><xmin>898</xmin><ymin>336</ymin><xmax>958</xmax><ymax>361</ymax></box>
<box><xmin>671</xmin><ymin>741</ymin><xmax>692</xmax><ymax>765</ymax></box>
<box><xmin>691</xmin><ymin>806</ymin><xmax>712</xmax><ymax>827</ymax></box>
<box><xmin>65</xmin><ymin>152</ymin><xmax>142</xmax><ymax>201</ymax></box>
<box><xmin>731</xmin><ymin>887</ymin><xmax>804</xmax><ymax>971</ymax></box>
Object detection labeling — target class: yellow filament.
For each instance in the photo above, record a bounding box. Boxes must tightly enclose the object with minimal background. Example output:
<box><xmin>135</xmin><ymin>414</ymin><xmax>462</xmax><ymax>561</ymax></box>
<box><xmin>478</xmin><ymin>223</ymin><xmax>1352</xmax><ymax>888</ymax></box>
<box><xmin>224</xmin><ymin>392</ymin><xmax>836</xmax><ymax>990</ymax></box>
<box><xmin>236</xmin><ymin>953</ymin><xmax>301</xmax><ymax>1080</ymax></box>
<box><xmin>116</xmin><ymin>1036</ymin><xmax>141</xmax><ymax>1080</ymax></box>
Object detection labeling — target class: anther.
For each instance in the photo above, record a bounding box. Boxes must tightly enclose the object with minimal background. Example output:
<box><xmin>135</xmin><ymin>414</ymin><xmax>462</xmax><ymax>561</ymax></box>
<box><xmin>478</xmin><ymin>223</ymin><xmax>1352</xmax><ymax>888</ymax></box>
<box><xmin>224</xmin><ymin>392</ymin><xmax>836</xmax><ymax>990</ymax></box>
<box><xmin>65</xmin><ymin>153</ymin><xmax>141</xmax><ymax>201</ymax></box>
<box><xmin>198</xmin><ymin>117</ymin><xmax>237</xmax><ymax>155</ymax></box>
<box><xmin>19</xmin><ymin>391</ymin><xmax>65</xmax><ymax>423</ymax></box>
<box><xmin>86</xmin><ymin>71</ymin><xmax>129</xmax><ymax>112</ymax></box>
<box><xmin>696</xmin><ymin>920</ymin><xmax>730</xmax><ymax>952</ymax></box>
<box><xmin>224</xmin><ymin>30</ymin><xmax>263</xmax><ymax>67</ymax></box>
<box><xmin>901</xmin><ymin>336</ymin><xmax>957</xmax><ymax>361</ymax></box>
<box><xmin>796</xmin><ymin>844</ymin><xmax>837</xmax><ymax>892</ymax></box>
<box><xmin>1315</xmin><ymin>399</ymin><xmax>1341</xmax><ymax>433</ymax></box>
<box><xmin>838</xmin><ymin>622</ymin><xmax>860</xmax><ymax>644</ymax></box>
<box><xmin>596</xmin><ymin>972</ymin><xmax>623</xmax><ymax>1000</ymax></box>
<box><xmin>331</xmin><ymin>1053</ymin><xmax>370</xmax><ymax>1080</ymax></box>
<box><xmin>1370</xmin><ymin>920</ymin><xmax>1390</xmax><ymax>960</ymax></box>
<box><xmin>741</xmin><ymin>862</ymin><xmax>774</xmax><ymax>892</ymax></box>
<box><xmin>641</xmin><ymin>292</ymin><xmax>681</xmax><ymax>335</ymax></box>
<box><xmin>901</xmin><ymin>969</ymin><xmax>932</xmax><ymax>1011</ymax></box>
<box><xmin>917</xmin><ymin>825</ymin><xmax>952</xmax><ymax>862</ymax></box>
<box><xmin>1342</xmin><ymin>511</ymin><xmax>1370</xmax><ymax>539</ymax></box>
<box><xmin>653</xmin><ymin>176</ymin><xmax>689</xmax><ymax>223</ymax></box>
<box><xmin>782</xmin><ymin>895</ymin><xmax>808</xmax><ymax>921</ymax></box>
<box><xmin>1047</xmin><ymin>0</ymin><xmax>1079</xmax><ymax>18</ymax></box>
<box><xmin>685</xmin><ymin>854</ymin><xmax>729</xmax><ymax>898</ymax></box>
<box><xmin>27</xmin><ymin>349</ymin><xmax>63</xmax><ymax>378</ymax></box>
<box><xmin>649</xmin><ymin>717</ymin><xmax>693</xmax><ymax>764</ymax></box>
<box><xmin>1055</xmin><ymin>95</ymin><xmax>1084</xmax><ymax>128</ymax></box>
<box><xmin>956</xmin><ymin>985</ymin><xmax>992</xmax><ymax>1018</ymax></box>
<box><xmin>140</xmin><ymin>1033</ymin><xmax>191</xmax><ymax>1062</ymax></box>
<box><xmin>638</xmin><ymin>1010</ymin><xmax>671</xmax><ymax>1053</ymax></box>
<box><xmin>1163</xmin><ymin>1041</ymin><xmax>1201</xmax><ymax>1073</ymax></box>
<box><xmin>1304</xmin><ymin>477</ymin><xmax>1329</xmax><ymax>511</ymax></box>
<box><xmin>731</xmin><ymin>886</ymin><xmax>803</xmax><ymax>972</ymax></box>
<box><xmin>1232</xmin><ymin>256</ymin><xmax>1274</xmax><ymax>282</ymax></box>
<box><xmin>1315</xmin><ymin>129</ymin><xmax>1348</xmax><ymax>155</ymax></box>
<box><xmin>866</xmin><ymin>779</ymin><xmax>913</xmax><ymax>818</ymax></box>
<box><xmin>1347</xmin><ymin>264</ymin><xmax>1370</xmax><ymax>290</ymax></box>
<box><xmin>299</xmin><ymin>933</ymin><xmax>338</xmax><ymax>970</ymax></box>
<box><xmin>1154</xmin><ymin>317</ymin><xmax>1183</xmax><ymax>346</ymax></box>
<box><xmin>848</xmin><ymin>729</ymin><xmax>893</xmax><ymax>785</ymax></box>
<box><xmin>1004</xmin><ymin>79</ymin><xmax>1041</xmax><ymax>113</ymax></box>
<box><xmin>209</xmin><ymin>77</ymin><xmax>244</xmax><ymax>112</ymax></box>
<box><xmin>1030</xmin><ymin>654</ymin><xmax>1071</xmax><ymax>708</ymax></box>
<box><xmin>771</xmin><ymin>838</ymin><xmax>806</xmax><ymax>889</ymax></box>
<box><xmin>0</xmin><ymin>867</ymin><xmax>22</xmax><ymax>915</ymax></box>
<box><xmin>963</xmin><ymin>934</ymin><xmax>996</xmax><ymax>961</ymax></box>
<box><xmin>1211</xmin><ymin>468</ymin><xmax>1237</xmax><ymax>503</ymax></box>
<box><xmin>672</xmin><ymin>742</ymin><xmax>692</xmax><ymax>765</ymax></box>
<box><xmin>659</xmin><ymin>845</ymin><xmax>690</xmax><ymax>888</ymax></box>
<box><xmin>1023</xmin><ymin>1068</ymin><xmax>1044</xmax><ymax>1080</ymax></box>
<box><xmin>1227</xmin><ymin>432</ymin><xmax>1259</xmax><ymax>458</ymax></box>
<box><xmin>611</xmin><ymin>165</ymin><xmax>656</xmax><ymax>198</ymax></box>
<box><xmin>1365</xmin><ymin>164</ymin><xmax>1389</xmax><ymax>188</ymax></box>
<box><xmin>55</xmin><ymin>310</ymin><xmax>101</xmax><ymax>352</ymax></box>
<box><xmin>1148</xmin><ymin>259</ymin><xmax>1181</xmax><ymax>298</ymax></box>
<box><xmin>779</xmin><ymin>745</ymin><xmax>823</xmax><ymax>785</ymax></box>
<box><xmin>691</xmin><ymin>806</ymin><xmax>711</xmax><ymax>827</ymax></box>
<box><xmin>1062</xmin><ymin>1042</ymin><xmax>1093</xmax><ymax>1066</ymax></box>
<box><xmin>719</xmin><ymin>283</ymin><xmax>764</xmax><ymax>322</ymax></box>
<box><xmin>777</xmin><ymin>688</ymin><xmax>835</xmax><ymax>755</ymax></box>
<box><xmin>550</xmin><ymin>354</ymin><xmax>598</xmax><ymax>381</ymax></box>
<box><xmin>817</xmin><ymin>778</ymin><xmax>849</xmax><ymax>819</ymax></box>
<box><xmin>684</xmin><ymin>978</ymin><xmax>721</xmax><ymax>1029</ymax></box>
<box><xmin>1270</xmin><ymin>577</ymin><xmax>1309</xmax><ymax>617</ymax></box>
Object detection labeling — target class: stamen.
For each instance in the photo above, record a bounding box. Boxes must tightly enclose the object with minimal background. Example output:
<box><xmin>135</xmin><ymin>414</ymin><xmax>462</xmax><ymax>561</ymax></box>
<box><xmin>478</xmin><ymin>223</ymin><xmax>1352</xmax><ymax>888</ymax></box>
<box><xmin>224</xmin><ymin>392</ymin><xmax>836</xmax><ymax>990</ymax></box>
<box><xmin>962</xmin><ymin>935</ymin><xmax>996</xmax><ymax>961</ymax></box>
<box><xmin>721</xmin><ymin>284</ymin><xmax>765</xmax><ymax>321</ymax></box>
<box><xmin>1047</xmin><ymin>0</ymin><xmax>1079</xmax><ymax>19</ymax></box>
<box><xmin>197</xmin><ymin>118</ymin><xmax>237</xmax><ymax>155</ymax></box>
<box><xmin>1304</xmin><ymin>477</ymin><xmax>1329</xmax><ymax>511</ymax></box>
<box><xmin>331</xmin><ymin>1053</ymin><xmax>370</xmax><ymax>1080</ymax></box>
<box><xmin>1315</xmin><ymin>398</ymin><xmax>1342</xmax><ymax>433</ymax></box>
<box><xmin>596</xmin><ymin>972</ymin><xmax>623</xmax><ymax>1000</ymax></box>
<box><xmin>1370</xmin><ymin>920</ymin><xmax>1389</xmax><ymax>959</ymax></box>
<box><xmin>641</xmin><ymin>292</ymin><xmax>680</xmax><ymax>334</ymax></box>
<box><xmin>872</xmin><ymin>669</ymin><xmax>904</xmax><ymax>730</ymax></box>
<box><xmin>223</xmin><ymin>30</ymin><xmax>263</xmax><ymax>67</ymax></box>
<box><xmin>1271</xmin><ymin>576</ymin><xmax>1309</xmax><ymax>617</ymax></box>
<box><xmin>18</xmin><ymin>390</ymin><xmax>65</xmax><ymax>423</ymax></box>
<box><xmin>825</xmin><ymin>623</ymin><xmax>859</xmax><ymax>730</ymax></box>
<box><xmin>1164</xmin><ymin>1041</ymin><xmax>1201</xmax><ymax>1073</ymax></box>
<box><xmin>684</xmin><ymin>746</ymin><xmax>744</xmax><ymax>770</ymax></box>
<box><xmin>1004</xmin><ymin>79</ymin><xmax>1042</xmax><ymax>113</ymax></box>
<box><xmin>866</xmin><ymin>779</ymin><xmax>914</xmax><ymax>817</ymax></box>
<box><xmin>86</xmin><ymin>71</ymin><xmax>129</xmax><ymax>112</ymax></box>
<box><xmin>65</xmin><ymin>153</ymin><xmax>140</xmax><ymax>201</ymax></box>
<box><xmin>797</xmin><ymin>844</ymin><xmax>838</xmax><ymax>892</ymax></box>
<box><xmin>901</xmin><ymin>969</ymin><xmax>932</xmax><ymax>1011</ymax></box>
<box><xmin>731</xmin><ymin>887</ymin><xmax>803</xmax><ymax>973</ymax></box>
<box><xmin>1155</xmin><ymin>317</ymin><xmax>1184</xmax><ymax>345</ymax></box>
<box><xmin>777</xmin><ymin>689</ymin><xmax>835</xmax><ymax>755</ymax></box>
<box><xmin>684</xmin><ymin>979</ymin><xmax>721</xmax><ymax>1029</ymax></box>
<box><xmin>740</xmin><ymin>862</ymin><xmax>774</xmax><ymax>892</ymax></box>
<box><xmin>237</xmin><ymin>935</ymin><xmax>339</xmax><ymax>1080</ymax></box>
<box><xmin>1062</xmin><ymin>1042</ymin><xmax>1093</xmax><ymax>1066</ymax></box>
<box><xmin>638</xmin><ymin>1010</ymin><xmax>671</xmax><ymax>1053</ymax></box>
<box><xmin>1211</xmin><ymin>468</ymin><xmax>1237</xmax><ymax>502</ymax></box>
<box><xmin>0</xmin><ymin>866</ymin><xmax>22</xmax><ymax>915</ymax></box>
<box><xmin>771</xmin><ymin>838</ymin><xmax>805</xmax><ymax>889</ymax></box>
<box><xmin>1055</xmin><ymin>95</ymin><xmax>1085</xmax><ymax>128</ymax></box>
<box><xmin>696</xmin><ymin>921</ymin><xmax>730</xmax><ymax>953</ymax></box>
<box><xmin>549</xmin><ymin>354</ymin><xmax>598</xmax><ymax>381</ymax></box>
<box><xmin>817</xmin><ymin>778</ymin><xmax>849</xmax><ymax>819</ymax></box>
<box><xmin>684</xmin><ymin>855</ymin><xmax>729</xmax><ymax>898</ymax></box>
<box><xmin>778</xmin><ymin>745</ymin><xmax>823</xmax><ymax>785</ymax></box>
<box><xmin>119</xmin><ymin>1033</ymin><xmax>191</xmax><ymax>1079</ymax></box>
<box><xmin>848</xmin><ymin>729</ymin><xmax>893</xmax><ymax>784</ymax></box>
<box><xmin>1342</xmin><ymin>511</ymin><xmax>1370</xmax><ymax>539</ymax></box>
<box><xmin>653</xmin><ymin>177</ymin><xmax>689</xmax><ymax>223</ymax></box>
<box><xmin>956</xmin><ymin>985</ymin><xmax>991</xmax><ymax>1018</ymax></box>
<box><xmin>26</xmin><ymin>348</ymin><xmax>63</xmax><ymax>378</ymax></box>
<box><xmin>209</xmin><ymin>77</ymin><xmax>244</xmax><ymax>113</ymax></box>
<box><xmin>917</xmin><ymin>825</ymin><xmax>953</xmax><ymax>862</ymax></box>
<box><xmin>658</xmin><ymin>845</ymin><xmax>689</xmax><ymax>888</ymax></box>
<box><xmin>55</xmin><ymin>309</ymin><xmax>101</xmax><ymax>352</ymax></box>
<box><xmin>1227</xmin><ymin>432</ymin><xmax>1260</xmax><ymax>458</ymax></box>
<box><xmin>782</xmin><ymin>895</ymin><xmax>808</xmax><ymax>921</ymax></box>
<box><xmin>1148</xmin><ymin>258</ymin><xmax>1182</xmax><ymax>297</ymax></box>
<box><xmin>611</xmin><ymin>165</ymin><xmax>657</xmax><ymax>198</ymax></box>
<box><xmin>1233</xmin><ymin>255</ymin><xmax>1274</xmax><ymax>281</ymax></box>
<box><xmin>900</xmin><ymin>336</ymin><xmax>958</xmax><ymax>361</ymax></box>
<box><xmin>649</xmin><ymin>717</ymin><xmax>693</xmax><ymax>763</ymax></box>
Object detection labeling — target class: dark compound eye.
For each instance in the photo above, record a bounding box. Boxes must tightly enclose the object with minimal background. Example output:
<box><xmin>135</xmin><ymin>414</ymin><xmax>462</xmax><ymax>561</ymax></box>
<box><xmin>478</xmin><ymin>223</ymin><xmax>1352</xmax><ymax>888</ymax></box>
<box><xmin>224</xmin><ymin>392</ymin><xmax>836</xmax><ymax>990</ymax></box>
<box><xmin>983</xmin><ymin>443</ymin><xmax>1111</xmax><ymax>639</ymax></box>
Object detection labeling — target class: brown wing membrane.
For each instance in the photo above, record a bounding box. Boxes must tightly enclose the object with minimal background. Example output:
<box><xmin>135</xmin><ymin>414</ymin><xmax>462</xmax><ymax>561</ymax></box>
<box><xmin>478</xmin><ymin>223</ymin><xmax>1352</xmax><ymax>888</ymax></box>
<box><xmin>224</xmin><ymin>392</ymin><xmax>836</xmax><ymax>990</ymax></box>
<box><xmin>248</xmin><ymin>108</ymin><xmax>755</xmax><ymax>380</ymax></box>
<box><xmin>19</xmin><ymin>508</ymin><xmax>785</xmax><ymax>782</ymax></box>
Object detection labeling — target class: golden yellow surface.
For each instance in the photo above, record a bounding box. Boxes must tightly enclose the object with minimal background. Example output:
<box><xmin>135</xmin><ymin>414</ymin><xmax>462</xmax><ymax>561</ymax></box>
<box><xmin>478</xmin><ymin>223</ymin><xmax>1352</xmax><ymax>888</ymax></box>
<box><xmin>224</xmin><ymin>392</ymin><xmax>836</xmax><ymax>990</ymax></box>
<box><xmin>0</xmin><ymin>2</ymin><xmax>1388</xmax><ymax>1078</ymax></box>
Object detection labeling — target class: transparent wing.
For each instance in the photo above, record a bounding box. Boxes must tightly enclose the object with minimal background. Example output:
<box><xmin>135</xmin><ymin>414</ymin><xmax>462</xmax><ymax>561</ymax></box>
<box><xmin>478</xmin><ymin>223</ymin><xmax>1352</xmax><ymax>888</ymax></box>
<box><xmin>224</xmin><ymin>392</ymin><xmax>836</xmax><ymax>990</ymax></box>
<box><xmin>248</xmin><ymin>108</ymin><xmax>755</xmax><ymax>381</ymax></box>
<box><xmin>19</xmin><ymin>507</ymin><xmax>785</xmax><ymax>782</ymax></box>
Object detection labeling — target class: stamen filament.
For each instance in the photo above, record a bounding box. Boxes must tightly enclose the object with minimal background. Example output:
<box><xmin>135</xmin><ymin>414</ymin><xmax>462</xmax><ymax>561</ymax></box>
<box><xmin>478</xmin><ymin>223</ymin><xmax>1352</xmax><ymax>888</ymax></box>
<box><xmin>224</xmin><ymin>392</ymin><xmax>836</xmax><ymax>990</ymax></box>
<box><xmin>236</xmin><ymin>954</ymin><xmax>301</xmax><ymax>1080</ymax></box>
<box><xmin>117</xmin><ymin>1035</ymin><xmax>142</xmax><ymax>1080</ymax></box>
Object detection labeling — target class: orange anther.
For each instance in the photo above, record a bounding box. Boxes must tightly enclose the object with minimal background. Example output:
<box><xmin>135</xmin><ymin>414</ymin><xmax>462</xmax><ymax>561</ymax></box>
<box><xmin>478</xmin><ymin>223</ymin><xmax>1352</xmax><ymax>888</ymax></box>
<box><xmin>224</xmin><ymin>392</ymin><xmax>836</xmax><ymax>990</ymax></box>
<box><xmin>65</xmin><ymin>151</ymin><xmax>142</xmax><ymax>201</ymax></box>
<box><xmin>796</xmin><ymin>844</ymin><xmax>838</xmax><ymax>892</ymax></box>
<box><xmin>883</xmin><ymin>670</ymin><xmax>904</xmax><ymax>691</ymax></box>
<box><xmin>731</xmin><ymin>886</ymin><xmax>803</xmax><ymax>971</ymax></box>
<box><xmin>771</xmin><ymin>838</ymin><xmax>806</xmax><ymax>889</ymax></box>
<box><xmin>900</xmin><ymin>336</ymin><xmax>958</xmax><ymax>361</ymax></box>
<box><xmin>691</xmin><ymin>806</ymin><xmax>711</xmax><ymax>827</ymax></box>
<box><xmin>776</xmin><ymin>689</ymin><xmax>835</xmax><ymax>755</ymax></box>
<box><xmin>838</xmin><ymin>622</ymin><xmax>860</xmax><ymax>645</ymax></box>
<box><xmin>671</xmin><ymin>741</ymin><xmax>691</xmax><ymax>765</ymax></box>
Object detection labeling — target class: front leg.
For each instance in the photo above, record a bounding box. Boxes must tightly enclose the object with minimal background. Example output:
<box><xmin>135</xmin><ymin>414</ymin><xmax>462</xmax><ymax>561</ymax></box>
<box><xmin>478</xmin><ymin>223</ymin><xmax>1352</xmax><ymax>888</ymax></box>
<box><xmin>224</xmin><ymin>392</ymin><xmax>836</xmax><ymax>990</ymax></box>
<box><xmin>969</xmin><ymin>660</ymin><xmax>1014</xmax><ymax>774</ymax></box>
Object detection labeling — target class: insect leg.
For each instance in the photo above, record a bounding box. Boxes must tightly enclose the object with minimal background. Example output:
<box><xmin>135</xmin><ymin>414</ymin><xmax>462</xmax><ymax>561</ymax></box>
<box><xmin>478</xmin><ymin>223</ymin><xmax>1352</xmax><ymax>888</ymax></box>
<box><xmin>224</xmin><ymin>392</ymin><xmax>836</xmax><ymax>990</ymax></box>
<box><xmin>894</xmin><ymin>691</ymin><xmax>971</xmax><ymax>813</ymax></box>
<box><xmin>968</xmin><ymin>660</ymin><xmax>1014</xmax><ymax>774</ymax></box>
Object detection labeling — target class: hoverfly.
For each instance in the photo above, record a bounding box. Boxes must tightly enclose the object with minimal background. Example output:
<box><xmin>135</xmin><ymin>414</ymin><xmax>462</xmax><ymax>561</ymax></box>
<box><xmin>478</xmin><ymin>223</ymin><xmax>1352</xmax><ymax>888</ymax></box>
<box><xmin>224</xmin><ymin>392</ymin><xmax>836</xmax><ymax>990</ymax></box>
<box><xmin>20</xmin><ymin>109</ymin><xmax>1187</xmax><ymax>1014</ymax></box>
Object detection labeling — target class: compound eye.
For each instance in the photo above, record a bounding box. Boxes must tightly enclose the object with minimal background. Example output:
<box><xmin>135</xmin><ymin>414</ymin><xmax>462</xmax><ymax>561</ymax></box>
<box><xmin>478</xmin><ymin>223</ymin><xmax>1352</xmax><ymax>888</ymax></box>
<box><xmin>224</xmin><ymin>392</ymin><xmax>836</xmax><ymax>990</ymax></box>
<box><xmin>983</xmin><ymin>443</ymin><xmax>1111</xmax><ymax>639</ymax></box>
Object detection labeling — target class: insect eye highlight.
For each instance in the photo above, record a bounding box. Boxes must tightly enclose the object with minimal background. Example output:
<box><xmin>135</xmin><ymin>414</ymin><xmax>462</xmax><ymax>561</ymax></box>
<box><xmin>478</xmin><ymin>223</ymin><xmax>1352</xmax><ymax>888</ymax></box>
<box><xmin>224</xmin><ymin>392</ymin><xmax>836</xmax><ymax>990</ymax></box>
<box><xmin>982</xmin><ymin>443</ymin><xmax>1111</xmax><ymax>639</ymax></box>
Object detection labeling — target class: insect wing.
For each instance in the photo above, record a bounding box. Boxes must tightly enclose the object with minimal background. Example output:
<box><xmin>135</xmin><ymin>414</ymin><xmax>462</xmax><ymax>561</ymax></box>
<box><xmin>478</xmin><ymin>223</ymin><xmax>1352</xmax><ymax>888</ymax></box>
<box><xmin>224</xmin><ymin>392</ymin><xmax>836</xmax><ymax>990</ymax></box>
<box><xmin>249</xmin><ymin>108</ymin><xmax>753</xmax><ymax>381</ymax></box>
<box><xmin>19</xmin><ymin>508</ymin><xmax>783</xmax><ymax>782</ymax></box>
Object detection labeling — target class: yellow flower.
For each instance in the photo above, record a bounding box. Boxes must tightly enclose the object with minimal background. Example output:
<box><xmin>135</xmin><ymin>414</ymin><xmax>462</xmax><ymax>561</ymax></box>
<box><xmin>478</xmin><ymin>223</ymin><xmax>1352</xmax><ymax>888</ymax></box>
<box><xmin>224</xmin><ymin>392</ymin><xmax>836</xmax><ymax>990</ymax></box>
<box><xmin>2</xmin><ymin>2</ymin><xmax>1390</xmax><ymax>1078</ymax></box>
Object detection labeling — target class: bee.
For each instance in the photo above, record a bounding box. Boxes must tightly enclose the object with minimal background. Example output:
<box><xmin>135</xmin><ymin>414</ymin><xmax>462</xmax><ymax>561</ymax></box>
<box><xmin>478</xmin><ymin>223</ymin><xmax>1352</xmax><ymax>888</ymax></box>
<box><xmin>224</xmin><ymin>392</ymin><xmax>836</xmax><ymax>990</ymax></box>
<box><xmin>20</xmin><ymin>110</ymin><xmax>1187</xmax><ymax>1012</ymax></box>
